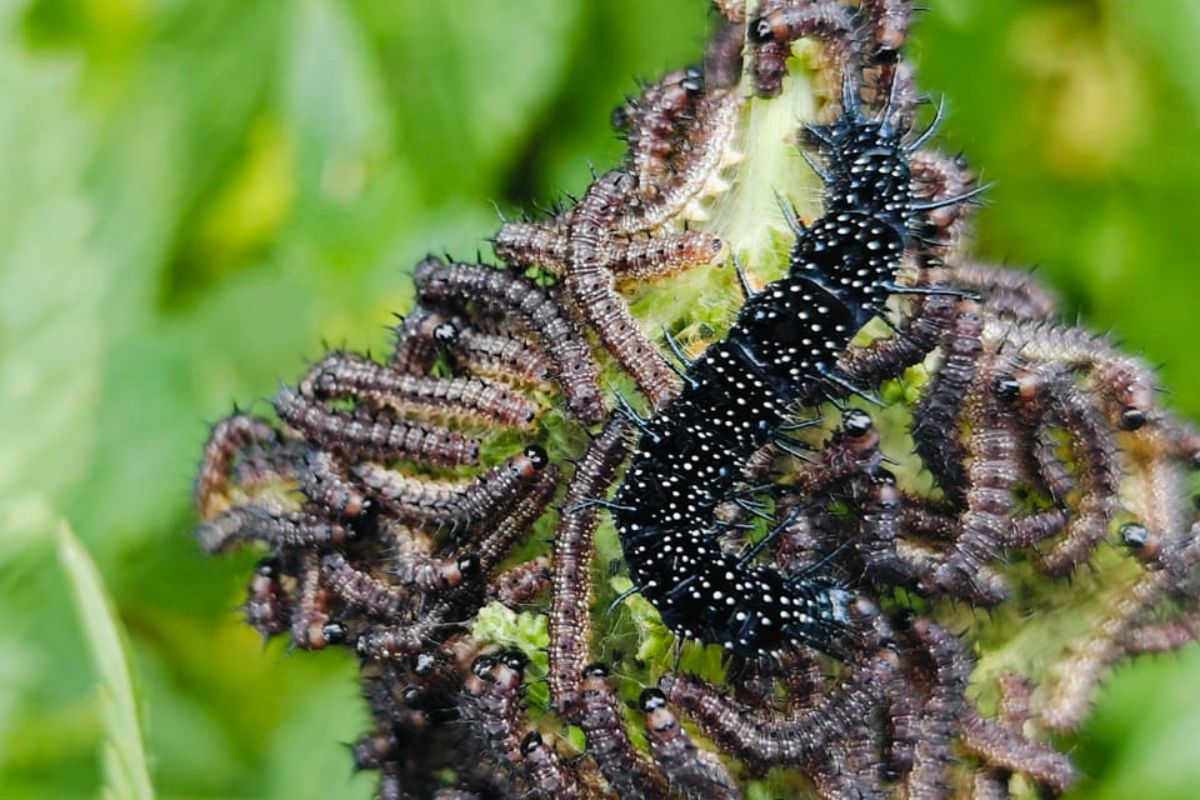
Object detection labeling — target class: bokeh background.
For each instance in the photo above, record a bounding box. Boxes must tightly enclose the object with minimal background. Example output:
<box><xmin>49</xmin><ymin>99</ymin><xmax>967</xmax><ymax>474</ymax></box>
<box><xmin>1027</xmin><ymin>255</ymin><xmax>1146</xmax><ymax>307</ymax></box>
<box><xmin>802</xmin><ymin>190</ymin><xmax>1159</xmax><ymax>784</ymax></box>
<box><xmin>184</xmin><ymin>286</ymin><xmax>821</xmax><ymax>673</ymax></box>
<box><xmin>3</xmin><ymin>0</ymin><xmax>1199</xmax><ymax>797</ymax></box>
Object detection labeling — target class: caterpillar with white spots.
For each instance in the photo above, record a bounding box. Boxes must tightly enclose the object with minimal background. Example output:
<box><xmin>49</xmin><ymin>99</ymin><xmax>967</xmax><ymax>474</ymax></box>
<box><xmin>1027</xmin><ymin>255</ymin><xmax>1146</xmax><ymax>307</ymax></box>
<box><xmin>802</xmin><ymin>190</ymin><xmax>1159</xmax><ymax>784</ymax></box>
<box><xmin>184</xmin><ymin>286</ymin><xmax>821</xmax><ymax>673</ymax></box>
<box><xmin>613</xmin><ymin>82</ymin><xmax>948</xmax><ymax>657</ymax></box>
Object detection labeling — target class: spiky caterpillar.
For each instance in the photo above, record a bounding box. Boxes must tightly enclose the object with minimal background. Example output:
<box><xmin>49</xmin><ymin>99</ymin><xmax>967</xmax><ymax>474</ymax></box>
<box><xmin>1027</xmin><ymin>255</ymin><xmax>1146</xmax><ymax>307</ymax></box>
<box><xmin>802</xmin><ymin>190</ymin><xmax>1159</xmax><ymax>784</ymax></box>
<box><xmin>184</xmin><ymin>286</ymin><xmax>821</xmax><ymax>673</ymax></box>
<box><xmin>612</xmin><ymin>85</ymin><xmax>932</xmax><ymax>657</ymax></box>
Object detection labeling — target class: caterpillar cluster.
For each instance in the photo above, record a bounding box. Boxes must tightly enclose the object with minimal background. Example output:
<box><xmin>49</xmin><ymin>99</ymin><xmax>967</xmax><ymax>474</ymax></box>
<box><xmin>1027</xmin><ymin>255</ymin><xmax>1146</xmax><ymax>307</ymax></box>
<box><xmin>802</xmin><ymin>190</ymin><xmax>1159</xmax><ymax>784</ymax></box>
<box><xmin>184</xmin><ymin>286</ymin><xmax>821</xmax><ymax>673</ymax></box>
<box><xmin>193</xmin><ymin>2</ymin><xmax>1200</xmax><ymax>798</ymax></box>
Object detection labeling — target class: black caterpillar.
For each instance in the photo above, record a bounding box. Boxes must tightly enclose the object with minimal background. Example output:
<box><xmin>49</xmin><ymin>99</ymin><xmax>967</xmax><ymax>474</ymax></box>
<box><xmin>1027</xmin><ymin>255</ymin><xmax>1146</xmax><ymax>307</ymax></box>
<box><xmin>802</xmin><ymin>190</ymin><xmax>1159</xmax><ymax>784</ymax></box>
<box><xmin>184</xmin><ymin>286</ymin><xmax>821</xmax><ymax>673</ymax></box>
<box><xmin>614</xmin><ymin>83</ymin><xmax>938</xmax><ymax>657</ymax></box>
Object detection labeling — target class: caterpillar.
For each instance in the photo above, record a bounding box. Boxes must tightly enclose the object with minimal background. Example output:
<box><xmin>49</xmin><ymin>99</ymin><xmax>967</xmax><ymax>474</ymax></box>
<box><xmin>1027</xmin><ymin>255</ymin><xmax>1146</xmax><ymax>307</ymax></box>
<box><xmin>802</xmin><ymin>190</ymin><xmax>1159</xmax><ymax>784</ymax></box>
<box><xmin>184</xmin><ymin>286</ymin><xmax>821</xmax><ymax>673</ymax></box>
<box><xmin>639</xmin><ymin>688</ymin><xmax>740</xmax><ymax>800</ymax></box>
<box><xmin>412</xmin><ymin>258</ymin><xmax>606</xmax><ymax>424</ymax></box>
<box><xmin>612</xmin><ymin>82</ymin><xmax>943</xmax><ymax>657</ymax></box>
<box><xmin>574</xmin><ymin>664</ymin><xmax>671</xmax><ymax>800</ymax></box>
<box><xmin>274</xmin><ymin>386</ymin><xmax>481</xmax><ymax>467</ymax></box>
<box><xmin>351</xmin><ymin>445</ymin><xmax>549</xmax><ymax>531</ymax></box>
<box><xmin>300</xmin><ymin>351</ymin><xmax>539</xmax><ymax>431</ymax></box>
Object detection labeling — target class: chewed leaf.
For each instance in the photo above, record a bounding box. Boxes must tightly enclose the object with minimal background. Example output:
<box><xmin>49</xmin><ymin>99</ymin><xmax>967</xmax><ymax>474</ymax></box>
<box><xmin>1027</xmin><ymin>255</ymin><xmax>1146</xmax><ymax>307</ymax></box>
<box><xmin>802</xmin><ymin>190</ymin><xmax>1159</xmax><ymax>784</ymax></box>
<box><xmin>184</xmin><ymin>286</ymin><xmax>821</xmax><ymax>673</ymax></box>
<box><xmin>58</xmin><ymin>523</ymin><xmax>155</xmax><ymax>800</ymax></box>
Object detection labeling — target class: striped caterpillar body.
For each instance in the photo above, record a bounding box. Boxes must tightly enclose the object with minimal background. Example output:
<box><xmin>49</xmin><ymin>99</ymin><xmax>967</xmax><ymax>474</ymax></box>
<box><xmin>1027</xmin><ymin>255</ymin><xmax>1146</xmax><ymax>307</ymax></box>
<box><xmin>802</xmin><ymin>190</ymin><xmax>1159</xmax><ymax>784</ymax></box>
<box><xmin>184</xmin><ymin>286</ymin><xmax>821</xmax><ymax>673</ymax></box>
<box><xmin>613</xmin><ymin>88</ymin><xmax>924</xmax><ymax>657</ymax></box>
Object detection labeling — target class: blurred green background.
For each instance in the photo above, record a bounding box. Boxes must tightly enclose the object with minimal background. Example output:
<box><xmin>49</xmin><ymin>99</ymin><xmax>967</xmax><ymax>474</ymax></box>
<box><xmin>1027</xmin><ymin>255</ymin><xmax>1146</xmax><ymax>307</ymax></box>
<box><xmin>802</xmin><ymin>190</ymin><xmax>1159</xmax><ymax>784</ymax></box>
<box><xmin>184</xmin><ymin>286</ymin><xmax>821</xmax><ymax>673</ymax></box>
<box><xmin>2</xmin><ymin>0</ymin><xmax>1199</xmax><ymax>797</ymax></box>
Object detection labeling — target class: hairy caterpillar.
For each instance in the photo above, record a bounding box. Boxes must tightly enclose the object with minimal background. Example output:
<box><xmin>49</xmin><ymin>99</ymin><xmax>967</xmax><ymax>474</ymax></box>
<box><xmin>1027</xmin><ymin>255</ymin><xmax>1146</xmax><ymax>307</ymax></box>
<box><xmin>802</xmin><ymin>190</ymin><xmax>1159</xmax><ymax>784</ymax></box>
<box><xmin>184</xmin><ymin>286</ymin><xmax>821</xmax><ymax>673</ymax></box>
<box><xmin>611</xmin><ymin>80</ymin><xmax>952</xmax><ymax>656</ymax></box>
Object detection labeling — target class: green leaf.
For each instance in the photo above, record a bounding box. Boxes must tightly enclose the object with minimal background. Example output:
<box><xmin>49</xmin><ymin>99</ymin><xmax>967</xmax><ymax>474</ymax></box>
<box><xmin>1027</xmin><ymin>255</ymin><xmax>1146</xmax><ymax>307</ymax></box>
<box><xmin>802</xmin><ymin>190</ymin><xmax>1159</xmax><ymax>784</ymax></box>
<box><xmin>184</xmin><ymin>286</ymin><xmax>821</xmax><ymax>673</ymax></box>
<box><xmin>57</xmin><ymin>523</ymin><xmax>155</xmax><ymax>800</ymax></box>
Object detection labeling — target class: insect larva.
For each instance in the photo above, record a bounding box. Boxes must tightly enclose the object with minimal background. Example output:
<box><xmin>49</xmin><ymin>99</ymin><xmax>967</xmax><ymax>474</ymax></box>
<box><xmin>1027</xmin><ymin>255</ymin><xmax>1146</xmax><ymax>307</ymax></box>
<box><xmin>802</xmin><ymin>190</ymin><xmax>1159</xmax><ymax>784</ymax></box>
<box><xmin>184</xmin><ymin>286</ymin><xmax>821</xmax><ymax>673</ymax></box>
<box><xmin>909</xmin><ymin>150</ymin><xmax>978</xmax><ymax>238</ymax></box>
<box><xmin>301</xmin><ymin>351</ymin><xmax>539</xmax><ymax>431</ymax></box>
<box><xmin>860</xmin><ymin>0</ymin><xmax>914</xmax><ymax>54</ymax></box>
<box><xmin>475</xmin><ymin>465</ymin><xmax>563</xmax><ymax>575</ymax></box>
<box><xmin>492</xmin><ymin>221</ymin><xmax>567</xmax><ymax>271</ymax></box>
<box><xmin>495</xmin><ymin>222</ymin><xmax>723</xmax><ymax>283</ymax></box>
<box><xmin>1042</xmin><ymin>527</ymin><xmax>1200</xmax><ymax>731</ymax></box>
<box><xmin>704</xmin><ymin>16</ymin><xmax>746</xmax><ymax>92</ymax></box>
<box><xmin>299</xmin><ymin>449</ymin><xmax>369</xmax><ymax>517</ymax></box>
<box><xmin>549</xmin><ymin>418</ymin><xmax>633</xmax><ymax>712</ymax></box>
<box><xmin>748</xmin><ymin>0</ymin><xmax>858</xmax><ymax>98</ymax></box>
<box><xmin>949</xmin><ymin>261</ymin><xmax>1059</xmax><ymax>321</ymax></box>
<box><xmin>912</xmin><ymin>300</ymin><xmax>984</xmax><ymax>494</ymax></box>
<box><xmin>390</xmin><ymin>304</ymin><xmax>445</xmax><ymax>375</ymax></box>
<box><xmin>883</xmin><ymin>667</ymin><xmax>921</xmax><ymax>779</ymax></box>
<box><xmin>291</xmin><ymin>553</ymin><xmax>341</xmax><ymax>650</ymax></box>
<box><xmin>960</xmin><ymin>711</ymin><xmax>1077</xmax><ymax>794</ymax></box>
<box><xmin>320</xmin><ymin>552</ymin><xmax>407</xmax><ymax>619</ymax></box>
<box><xmin>394</xmin><ymin>553</ymin><xmax>480</xmax><ymax>593</ymax></box>
<box><xmin>610</xmin><ymin>231</ymin><xmax>725</xmax><ymax>283</ymax></box>
<box><xmin>927</xmin><ymin>382</ymin><xmax>1021</xmax><ymax>604</ymax></box>
<box><xmin>1003</xmin><ymin>508</ymin><xmax>1069</xmax><ymax>549</ymax></box>
<box><xmin>352</xmin><ymin>445</ymin><xmax>549</xmax><ymax>530</ymax></box>
<box><xmin>462</xmin><ymin>652</ymin><xmax>528</xmax><ymax>766</ymax></box>
<box><xmin>838</xmin><ymin>290</ymin><xmax>958</xmax><ymax>385</ymax></box>
<box><xmin>350</xmin><ymin>728</ymin><xmax>400</xmax><ymax>772</ymax></box>
<box><xmin>195</xmin><ymin>413</ymin><xmax>279</xmax><ymax>521</ymax></box>
<box><xmin>575</xmin><ymin>664</ymin><xmax>671</xmax><ymax>800</ymax></box>
<box><xmin>564</xmin><ymin>169</ymin><xmax>682</xmax><ymax>412</ymax></box>
<box><xmin>981</xmin><ymin>317</ymin><xmax>1159</xmax><ymax>427</ymax></box>
<box><xmin>197</xmin><ymin>503</ymin><xmax>349</xmax><ymax>553</ymax></box>
<box><xmin>905</xmin><ymin>619</ymin><xmax>969</xmax><ymax>798</ymax></box>
<box><xmin>1023</xmin><ymin>370</ymin><xmax>1120</xmax><ymax>575</ymax></box>
<box><xmin>1122</xmin><ymin>603</ymin><xmax>1200</xmax><ymax>655</ymax></box>
<box><xmin>442</xmin><ymin>320</ymin><xmax>555</xmax><ymax>389</ymax></box>
<box><xmin>639</xmin><ymin>688</ymin><xmax>740</xmax><ymax>800</ymax></box>
<box><xmin>815</xmin><ymin>717</ymin><xmax>887</xmax><ymax>799</ymax></box>
<box><xmin>661</xmin><ymin>652</ymin><xmax>893</xmax><ymax>768</ymax></box>
<box><xmin>855</xmin><ymin>474</ymin><xmax>919</xmax><ymax>586</ymax></box>
<box><xmin>357</xmin><ymin>469</ymin><xmax>561</xmax><ymax>663</ymax></box>
<box><xmin>613</xmin><ymin>90</ymin><xmax>741</xmax><ymax>235</ymax></box>
<box><xmin>487</xmin><ymin>557</ymin><xmax>551</xmax><ymax>609</ymax></box>
<box><xmin>412</xmin><ymin>258</ymin><xmax>605</xmax><ymax>424</ymax></box>
<box><xmin>620</xmin><ymin>68</ymin><xmax>706</xmax><ymax>186</ymax></box>
<box><xmin>519</xmin><ymin>731</ymin><xmax>580</xmax><ymax>800</ymax></box>
<box><xmin>274</xmin><ymin>386</ymin><xmax>480</xmax><ymax>467</ymax></box>
<box><xmin>245</xmin><ymin>558</ymin><xmax>289</xmax><ymax>638</ymax></box>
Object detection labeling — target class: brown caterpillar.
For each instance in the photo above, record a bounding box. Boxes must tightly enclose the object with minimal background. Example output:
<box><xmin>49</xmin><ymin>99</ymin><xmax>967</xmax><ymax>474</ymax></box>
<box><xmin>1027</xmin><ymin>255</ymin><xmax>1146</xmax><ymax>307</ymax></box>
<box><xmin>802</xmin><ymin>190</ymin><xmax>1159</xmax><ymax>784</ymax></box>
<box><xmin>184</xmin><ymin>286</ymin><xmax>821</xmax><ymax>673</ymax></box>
<box><xmin>639</xmin><ymin>688</ymin><xmax>740</xmax><ymax>800</ymax></box>
<box><xmin>291</xmin><ymin>553</ymin><xmax>341</xmax><ymax>650</ymax></box>
<box><xmin>749</xmin><ymin>0</ymin><xmax>859</xmax><ymax>97</ymax></box>
<box><xmin>494</xmin><ymin>221</ymin><xmax>723</xmax><ymax>282</ymax></box>
<box><xmin>575</xmin><ymin>664</ymin><xmax>671</xmax><ymax>800</ymax></box>
<box><xmin>960</xmin><ymin>711</ymin><xmax>1077</xmax><ymax>794</ymax></box>
<box><xmin>298</xmin><ymin>449</ymin><xmax>369</xmax><ymax>518</ymax></box>
<box><xmin>351</xmin><ymin>445</ymin><xmax>549</xmax><ymax>530</ymax></box>
<box><xmin>563</xmin><ymin>169</ymin><xmax>682</xmax><ymax>412</ymax></box>
<box><xmin>487</xmin><ymin>556</ymin><xmax>551</xmax><ymax>609</ymax></box>
<box><xmin>197</xmin><ymin>503</ymin><xmax>349</xmax><ymax>554</ymax></box>
<box><xmin>412</xmin><ymin>258</ymin><xmax>605</xmax><ymax>424</ymax></box>
<box><xmin>195</xmin><ymin>413</ymin><xmax>280</xmax><ymax>521</ymax></box>
<box><xmin>300</xmin><ymin>350</ymin><xmax>539</xmax><ymax>431</ymax></box>
<box><xmin>354</xmin><ymin>467</ymin><xmax>560</xmax><ymax>661</ymax></box>
<box><xmin>661</xmin><ymin>651</ymin><xmax>894</xmax><ymax>769</ymax></box>
<box><xmin>905</xmin><ymin>619</ymin><xmax>970</xmax><ymax>797</ymax></box>
<box><xmin>549</xmin><ymin>417</ymin><xmax>633</xmax><ymax>712</ymax></box>
<box><xmin>617</xmin><ymin>67</ymin><xmax>707</xmax><ymax>186</ymax></box>
<box><xmin>320</xmin><ymin>552</ymin><xmax>408</xmax><ymax>619</ymax></box>
<box><xmin>912</xmin><ymin>299</ymin><xmax>985</xmax><ymax>494</ymax></box>
<box><xmin>274</xmin><ymin>386</ymin><xmax>480</xmax><ymax>467</ymax></box>
<box><xmin>245</xmin><ymin>558</ymin><xmax>289</xmax><ymax>638</ymax></box>
<box><xmin>393</xmin><ymin>553</ymin><xmax>481</xmax><ymax>593</ymax></box>
<box><xmin>613</xmin><ymin>89</ymin><xmax>741</xmax><ymax>234</ymax></box>
<box><xmin>518</xmin><ymin>731</ymin><xmax>581</xmax><ymax>799</ymax></box>
<box><xmin>461</xmin><ymin>652</ymin><xmax>528</xmax><ymax>767</ymax></box>
<box><xmin>925</xmin><ymin>378</ymin><xmax>1022</xmax><ymax>604</ymax></box>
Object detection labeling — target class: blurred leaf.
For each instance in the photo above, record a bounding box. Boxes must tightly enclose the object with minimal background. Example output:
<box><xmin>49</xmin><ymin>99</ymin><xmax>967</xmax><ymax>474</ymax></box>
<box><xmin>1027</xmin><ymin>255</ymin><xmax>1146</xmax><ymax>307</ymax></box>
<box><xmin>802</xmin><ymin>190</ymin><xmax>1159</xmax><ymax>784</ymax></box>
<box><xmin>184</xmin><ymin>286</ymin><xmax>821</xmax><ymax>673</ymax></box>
<box><xmin>58</xmin><ymin>523</ymin><xmax>154</xmax><ymax>800</ymax></box>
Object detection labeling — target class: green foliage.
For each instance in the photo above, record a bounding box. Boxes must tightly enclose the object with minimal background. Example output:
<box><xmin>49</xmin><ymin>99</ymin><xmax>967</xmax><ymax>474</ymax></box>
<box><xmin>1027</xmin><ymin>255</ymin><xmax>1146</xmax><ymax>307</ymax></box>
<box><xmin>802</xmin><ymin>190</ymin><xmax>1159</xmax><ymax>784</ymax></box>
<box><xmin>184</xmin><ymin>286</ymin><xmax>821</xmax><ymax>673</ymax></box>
<box><xmin>2</xmin><ymin>1</ymin><xmax>1198</xmax><ymax>797</ymax></box>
